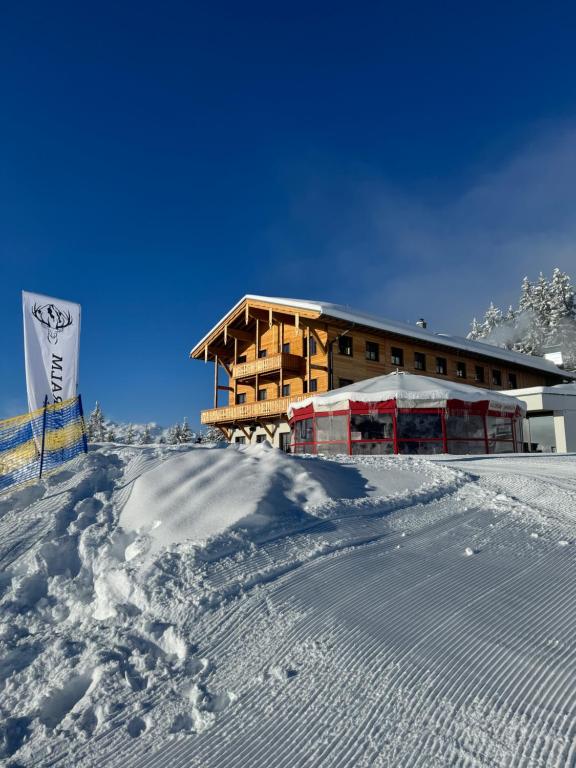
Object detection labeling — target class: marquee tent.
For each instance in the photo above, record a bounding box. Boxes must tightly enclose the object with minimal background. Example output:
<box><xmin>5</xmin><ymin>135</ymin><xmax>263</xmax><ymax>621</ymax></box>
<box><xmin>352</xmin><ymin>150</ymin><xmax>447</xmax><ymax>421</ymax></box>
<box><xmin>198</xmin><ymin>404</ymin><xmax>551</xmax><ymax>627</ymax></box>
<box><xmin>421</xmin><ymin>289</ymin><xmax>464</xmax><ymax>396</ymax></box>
<box><xmin>288</xmin><ymin>372</ymin><xmax>526</xmax><ymax>456</ymax></box>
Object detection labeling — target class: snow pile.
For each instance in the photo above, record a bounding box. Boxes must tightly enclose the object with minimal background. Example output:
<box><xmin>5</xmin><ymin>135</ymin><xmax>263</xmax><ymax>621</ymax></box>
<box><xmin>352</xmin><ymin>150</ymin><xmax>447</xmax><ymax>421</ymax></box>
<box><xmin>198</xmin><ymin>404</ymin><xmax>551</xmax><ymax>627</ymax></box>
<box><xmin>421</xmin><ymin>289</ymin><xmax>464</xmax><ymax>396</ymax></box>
<box><xmin>120</xmin><ymin>443</ymin><xmax>330</xmax><ymax>555</ymax></box>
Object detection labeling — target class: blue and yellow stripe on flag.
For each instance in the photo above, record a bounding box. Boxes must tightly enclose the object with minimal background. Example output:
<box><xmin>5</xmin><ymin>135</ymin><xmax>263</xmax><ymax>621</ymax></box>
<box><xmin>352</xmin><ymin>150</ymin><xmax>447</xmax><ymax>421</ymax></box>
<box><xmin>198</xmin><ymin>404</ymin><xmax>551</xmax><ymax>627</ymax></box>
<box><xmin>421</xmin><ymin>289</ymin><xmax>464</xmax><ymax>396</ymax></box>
<box><xmin>0</xmin><ymin>396</ymin><xmax>88</xmax><ymax>492</ymax></box>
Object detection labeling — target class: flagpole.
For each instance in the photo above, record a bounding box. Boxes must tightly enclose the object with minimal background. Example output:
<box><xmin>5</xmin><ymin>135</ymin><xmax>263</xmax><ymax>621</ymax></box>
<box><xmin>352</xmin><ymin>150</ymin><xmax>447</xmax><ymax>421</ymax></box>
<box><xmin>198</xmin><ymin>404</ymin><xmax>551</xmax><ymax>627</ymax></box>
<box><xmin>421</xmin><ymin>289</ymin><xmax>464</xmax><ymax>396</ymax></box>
<box><xmin>39</xmin><ymin>395</ymin><xmax>48</xmax><ymax>479</ymax></box>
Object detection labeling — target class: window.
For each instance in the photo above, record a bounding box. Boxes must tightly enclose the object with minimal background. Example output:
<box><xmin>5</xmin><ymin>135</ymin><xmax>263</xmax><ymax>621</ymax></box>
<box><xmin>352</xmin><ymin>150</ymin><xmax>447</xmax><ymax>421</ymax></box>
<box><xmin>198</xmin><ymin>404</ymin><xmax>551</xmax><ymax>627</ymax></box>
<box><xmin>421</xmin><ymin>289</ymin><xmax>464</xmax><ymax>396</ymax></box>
<box><xmin>257</xmin><ymin>389</ymin><xmax>267</xmax><ymax>401</ymax></box>
<box><xmin>474</xmin><ymin>366</ymin><xmax>484</xmax><ymax>383</ymax></box>
<box><xmin>282</xmin><ymin>342</ymin><xmax>290</xmax><ymax>354</ymax></box>
<box><xmin>237</xmin><ymin>355</ymin><xmax>247</xmax><ymax>364</ymax></box>
<box><xmin>365</xmin><ymin>341</ymin><xmax>379</xmax><ymax>362</ymax></box>
<box><xmin>397</xmin><ymin>413</ymin><xmax>443</xmax><ymax>440</ymax></box>
<box><xmin>338</xmin><ymin>336</ymin><xmax>353</xmax><ymax>356</ymax></box>
<box><xmin>258</xmin><ymin>349</ymin><xmax>267</xmax><ymax>358</ymax></box>
<box><xmin>282</xmin><ymin>383</ymin><xmax>291</xmax><ymax>397</ymax></box>
<box><xmin>303</xmin><ymin>336</ymin><xmax>317</xmax><ymax>357</ymax></box>
<box><xmin>309</xmin><ymin>379</ymin><xmax>318</xmax><ymax>392</ymax></box>
<box><xmin>414</xmin><ymin>352</ymin><xmax>426</xmax><ymax>371</ymax></box>
<box><xmin>295</xmin><ymin>418</ymin><xmax>313</xmax><ymax>443</ymax></box>
<box><xmin>315</xmin><ymin>415</ymin><xmax>348</xmax><ymax>442</ymax></box>
<box><xmin>339</xmin><ymin>378</ymin><xmax>354</xmax><ymax>388</ymax></box>
<box><xmin>235</xmin><ymin>436</ymin><xmax>246</xmax><ymax>445</ymax></box>
<box><xmin>351</xmin><ymin>414</ymin><xmax>393</xmax><ymax>441</ymax></box>
<box><xmin>492</xmin><ymin>369</ymin><xmax>502</xmax><ymax>386</ymax></box>
<box><xmin>236</xmin><ymin>393</ymin><xmax>246</xmax><ymax>404</ymax></box>
<box><xmin>436</xmin><ymin>357</ymin><xmax>447</xmax><ymax>375</ymax></box>
<box><xmin>256</xmin><ymin>434</ymin><xmax>265</xmax><ymax>444</ymax></box>
<box><xmin>446</xmin><ymin>414</ymin><xmax>485</xmax><ymax>439</ymax></box>
<box><xmin>391</xmin><ymin>347</ymin><xmax>404</xmax><ymax>366</ymax></box>
<box><xmin>508</xmin><ymin>373</ymin><xmax>517</xmax><ymax>389</ymax></box>
<box><xmin>456</xmin><ymin>362</ymin><xmax>467</xmax><ymax>378</ymax></box>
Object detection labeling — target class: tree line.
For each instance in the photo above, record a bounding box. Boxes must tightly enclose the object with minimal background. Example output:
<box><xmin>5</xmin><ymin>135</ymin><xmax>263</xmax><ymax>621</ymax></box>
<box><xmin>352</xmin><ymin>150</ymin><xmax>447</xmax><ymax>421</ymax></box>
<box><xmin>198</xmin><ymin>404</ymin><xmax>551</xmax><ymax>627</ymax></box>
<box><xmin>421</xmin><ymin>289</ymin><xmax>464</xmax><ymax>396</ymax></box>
<box><xmin>85</xmin><ymin>402</ymin><xmax>223</xmax><ymax>444</ymax></box>
<box><xmin>468</xmin><ymin>268</ymin><xmax>576</xmax><ymax>369</ymax></box>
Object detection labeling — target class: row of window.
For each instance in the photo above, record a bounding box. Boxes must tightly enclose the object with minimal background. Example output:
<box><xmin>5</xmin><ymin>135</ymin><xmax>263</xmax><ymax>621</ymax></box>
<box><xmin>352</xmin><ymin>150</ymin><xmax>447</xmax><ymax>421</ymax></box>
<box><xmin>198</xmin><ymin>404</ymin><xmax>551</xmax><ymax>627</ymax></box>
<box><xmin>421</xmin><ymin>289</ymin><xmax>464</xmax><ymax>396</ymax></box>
<box><xmin>294</xmin><ymin>413</ymin><xmax>517</xmax><ymax>444</ymax></box>
<box><xmin>235</xmin><ymin>379</ymin><xmax>318</xmax><ymax>404</ymax></box>
<box><xmin>337</xmin><ymin>338</ymin><xmax>518</xmax><ymax>387</ymax></box>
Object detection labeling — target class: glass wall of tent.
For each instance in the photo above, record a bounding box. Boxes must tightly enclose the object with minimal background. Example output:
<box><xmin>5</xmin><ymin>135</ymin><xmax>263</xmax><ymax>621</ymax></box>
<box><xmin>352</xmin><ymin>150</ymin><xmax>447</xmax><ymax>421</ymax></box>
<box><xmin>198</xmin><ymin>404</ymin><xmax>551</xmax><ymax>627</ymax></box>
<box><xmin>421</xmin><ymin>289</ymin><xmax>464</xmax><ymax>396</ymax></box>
<box><xmin>290</xmin><ymin>403</ymin><xmax>524</xmax><ymax>456</ymax></box>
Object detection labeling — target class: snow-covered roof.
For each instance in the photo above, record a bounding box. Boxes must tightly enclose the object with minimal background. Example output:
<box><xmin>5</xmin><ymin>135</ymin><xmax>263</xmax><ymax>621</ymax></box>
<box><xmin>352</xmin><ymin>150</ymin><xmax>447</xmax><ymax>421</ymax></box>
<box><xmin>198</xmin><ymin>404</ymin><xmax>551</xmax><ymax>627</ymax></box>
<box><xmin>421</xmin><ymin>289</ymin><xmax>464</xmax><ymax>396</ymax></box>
<box><xmin>190</xmin><ymin>294</ymin><xmax>575</xmax><ymax>379</ymax></box>
<box><xmin>506</xmin><ymin>382</ymin><xmax>576</xmax><ymax>397</ymax></box>
<box><xmin>288</xmin><ymin>371</ymin><xmax>526</xmax><ymax>417</ymax></box>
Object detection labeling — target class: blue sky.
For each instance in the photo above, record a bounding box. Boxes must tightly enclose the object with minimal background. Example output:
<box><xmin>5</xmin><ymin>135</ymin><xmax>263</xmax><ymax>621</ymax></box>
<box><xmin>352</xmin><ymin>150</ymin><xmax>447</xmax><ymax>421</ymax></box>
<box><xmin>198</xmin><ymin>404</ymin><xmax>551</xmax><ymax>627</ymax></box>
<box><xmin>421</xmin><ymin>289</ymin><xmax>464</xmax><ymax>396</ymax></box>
<box><xmin>2</xmin><ymin>1</ymin><xmax>576</xmax><ymax>427</ymax></box>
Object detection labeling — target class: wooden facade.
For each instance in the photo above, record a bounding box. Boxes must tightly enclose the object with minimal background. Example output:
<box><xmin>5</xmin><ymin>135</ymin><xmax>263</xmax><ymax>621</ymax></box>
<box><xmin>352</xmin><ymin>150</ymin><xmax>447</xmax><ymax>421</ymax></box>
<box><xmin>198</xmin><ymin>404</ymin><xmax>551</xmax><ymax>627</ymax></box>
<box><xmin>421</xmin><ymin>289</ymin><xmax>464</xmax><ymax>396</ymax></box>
<box><xmin>190</xmin><ymin>297</ymin><xmax>569</xmax><ymax>440</ymax></box>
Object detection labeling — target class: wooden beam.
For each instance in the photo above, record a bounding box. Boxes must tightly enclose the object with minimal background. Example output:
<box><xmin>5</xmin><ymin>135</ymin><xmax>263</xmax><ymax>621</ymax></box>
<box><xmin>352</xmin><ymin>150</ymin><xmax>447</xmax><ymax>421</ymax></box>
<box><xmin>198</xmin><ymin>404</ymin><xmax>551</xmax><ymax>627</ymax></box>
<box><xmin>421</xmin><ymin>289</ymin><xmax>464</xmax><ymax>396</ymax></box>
<box><xmin>306</xmin><ymin>325</ymin><xmax>311</xmax><ymax>390</ymax></box>
<box><xmin>310</xmin><ymin>326</ymin><xmax>327</xmax><ymax>355</ymax></box>
<box><xmin>238</xmin><ymin>424</ymin><xmax>252</xmax><ymax>441</ymax></box>
<box><xmin>258</xmin><ymin>421</ymin><xmax>277</xmax><ymax>440</ymax></box>
<box><xmin>217</xmin><ymin>385</ymin><xmax>233</xmax><ymax>392</ymax></box>
<box><xmin>227</xmin><ymin>327</ymin><xmax>252</xmax><ymax>342</ymax></box>
<box><xmin>256</xmin><ymin>317</ymin><xmax>260</xmax><ymax>357</ymax></box>
<box><xmin>218</xmin><ymin>358</ymin><xmax>232</xmax><ymax>377</ymax></box>
<box><xmin>214</xmin><ymin>355</ymin><xmax>219</xmax><ymax>408</ymax></box>
<box><xmin>216</xmin><ymin>425</ymin><xmax>231</xmax><ymax>441</ymax></box>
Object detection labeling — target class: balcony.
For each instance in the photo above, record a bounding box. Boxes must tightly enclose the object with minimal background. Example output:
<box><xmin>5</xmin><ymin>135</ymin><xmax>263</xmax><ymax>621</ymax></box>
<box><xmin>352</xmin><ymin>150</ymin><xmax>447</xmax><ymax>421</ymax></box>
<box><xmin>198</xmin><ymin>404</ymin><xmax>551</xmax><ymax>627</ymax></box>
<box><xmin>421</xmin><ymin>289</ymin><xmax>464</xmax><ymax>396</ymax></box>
<box><xmin>201</xmin><ymin>394</ymin><xmax>309</xmax><ymax>425</ymax></box>
<box><xmin>232</xmin><ymin>352</ymin><xmax>304</xmax><ymax>380</ymax></box>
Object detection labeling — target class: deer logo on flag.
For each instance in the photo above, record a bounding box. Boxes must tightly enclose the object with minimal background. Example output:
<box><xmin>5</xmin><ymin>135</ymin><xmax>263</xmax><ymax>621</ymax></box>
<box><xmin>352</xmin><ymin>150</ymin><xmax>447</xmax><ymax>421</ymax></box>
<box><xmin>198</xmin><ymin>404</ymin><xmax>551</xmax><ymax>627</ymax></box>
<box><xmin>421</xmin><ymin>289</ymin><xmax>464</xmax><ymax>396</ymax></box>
<box><xmin>31</xmin><ymin>303</ymin><xmax>73</xmax><ymax>344</ymax></box>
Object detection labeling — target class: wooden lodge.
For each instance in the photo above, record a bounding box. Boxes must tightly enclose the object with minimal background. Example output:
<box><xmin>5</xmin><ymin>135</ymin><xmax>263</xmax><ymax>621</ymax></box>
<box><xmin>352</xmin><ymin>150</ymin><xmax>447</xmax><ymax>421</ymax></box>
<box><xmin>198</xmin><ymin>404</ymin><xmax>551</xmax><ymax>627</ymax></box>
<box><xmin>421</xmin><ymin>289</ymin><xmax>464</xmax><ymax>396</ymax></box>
<box><xmin>189</xmin><ymin>296</ymin><xmax>574</xmax><ymax>448</ymax></box>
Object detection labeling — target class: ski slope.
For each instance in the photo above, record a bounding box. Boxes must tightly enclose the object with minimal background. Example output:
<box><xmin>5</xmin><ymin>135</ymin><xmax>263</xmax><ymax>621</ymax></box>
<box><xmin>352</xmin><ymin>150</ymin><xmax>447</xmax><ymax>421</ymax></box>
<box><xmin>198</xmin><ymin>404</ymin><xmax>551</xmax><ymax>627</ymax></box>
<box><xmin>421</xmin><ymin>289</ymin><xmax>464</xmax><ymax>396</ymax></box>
<box><xmin>1</xmin><ymin>444</ymin><xmax>576</xmax><ymax>767</ymax></box>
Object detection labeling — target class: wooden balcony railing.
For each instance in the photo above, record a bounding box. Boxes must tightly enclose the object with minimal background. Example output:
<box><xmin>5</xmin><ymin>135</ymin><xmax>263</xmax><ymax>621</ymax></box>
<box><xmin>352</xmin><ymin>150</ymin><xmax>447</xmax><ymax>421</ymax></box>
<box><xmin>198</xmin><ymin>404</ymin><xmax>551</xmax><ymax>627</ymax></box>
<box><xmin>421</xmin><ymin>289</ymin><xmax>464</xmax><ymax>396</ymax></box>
<box><xmin>232</xmin><ymin>352</ymin><xmax>303</xmax><ymax>379</ymax></box>
<box><xmin>201</xmin><ymin>394</ymin><xmax>309</xmax><ymax>425</ymax></box>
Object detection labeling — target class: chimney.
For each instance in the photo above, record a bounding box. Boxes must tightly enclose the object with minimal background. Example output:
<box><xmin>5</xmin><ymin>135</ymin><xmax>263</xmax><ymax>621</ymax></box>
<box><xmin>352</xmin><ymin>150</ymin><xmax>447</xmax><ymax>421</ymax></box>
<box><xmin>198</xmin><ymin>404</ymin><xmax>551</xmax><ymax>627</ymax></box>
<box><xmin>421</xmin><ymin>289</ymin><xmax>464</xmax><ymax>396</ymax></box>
<box><xmin>416</xmin><ymin>318</ymin><xmax>427</xmax><ymax>329</ymax></box>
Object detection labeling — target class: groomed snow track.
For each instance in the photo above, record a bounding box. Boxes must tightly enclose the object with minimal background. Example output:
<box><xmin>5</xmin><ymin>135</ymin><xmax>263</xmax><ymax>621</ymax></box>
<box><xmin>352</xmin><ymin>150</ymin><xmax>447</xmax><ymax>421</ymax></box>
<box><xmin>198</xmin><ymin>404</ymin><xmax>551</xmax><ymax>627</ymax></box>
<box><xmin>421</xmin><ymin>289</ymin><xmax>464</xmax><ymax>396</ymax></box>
<box><xmin>2</xmin><ymin>448</ymin><xmax>576</xmax><ymax>767</ymax></box>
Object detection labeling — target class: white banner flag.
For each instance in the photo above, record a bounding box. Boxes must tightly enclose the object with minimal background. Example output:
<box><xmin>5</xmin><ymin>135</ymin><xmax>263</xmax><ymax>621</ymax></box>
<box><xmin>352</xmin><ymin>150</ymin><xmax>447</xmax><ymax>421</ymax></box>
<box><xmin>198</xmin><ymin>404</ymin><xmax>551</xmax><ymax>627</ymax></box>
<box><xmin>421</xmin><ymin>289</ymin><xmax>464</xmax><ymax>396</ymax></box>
<box><xmin>22</xmin><ymin>291</ymin><xmax>81</xmax><ymax>413</ymax></box>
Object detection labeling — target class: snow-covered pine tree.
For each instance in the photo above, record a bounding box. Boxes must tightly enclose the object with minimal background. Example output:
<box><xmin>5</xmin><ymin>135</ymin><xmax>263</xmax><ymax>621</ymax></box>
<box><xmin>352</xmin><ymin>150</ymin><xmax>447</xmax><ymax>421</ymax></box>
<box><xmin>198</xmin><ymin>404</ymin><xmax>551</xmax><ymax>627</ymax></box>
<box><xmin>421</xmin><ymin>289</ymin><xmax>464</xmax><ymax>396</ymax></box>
<box><xmin>105</xmin><ymin>426</ymin><xmax>116</xmax><ymax>442</ymax></box>
<box><xmin>480</xmin><ymin>302</ymin><xmax>504</xmax><ymax>338</ymax></box>
<box><xmin>125</xmin><ymin>424</ymin><xmax>136</xmax><ymax>445</ymax></box>
<box><xmin>467</xmin><ymin>317</ymin><xmax>483</xmax><ymax>340</ymax></box>
<box><xmin>179</xmin><ymin>418</ymin><xmax>194</xmax><ymax>443</ymax></box>
<box><xmin>200</xmin><ymin>425</ymin><xmax>226</xmax><ymax>444</ymax></box>
<box><xmin>548</xmin><ymin>268</ymin><xmax>576</xmax><ymax>367</ymax></box>
<box><xmin>168</xmin><ymin>424</ymin><xmax>182</xmax><ymax>445</ymax></box>
<box><xmin>87</xmin><ymin>402</ymin><xmax>106</xmax><ymax>442</ymax></box>
<box><xmin>139</xmin><ymin>424</ymin><xmax>152</xmax><ymax>444</ymax></box>
<box><xmin>467</xmin><ymin>268</ymin><xmax>576</xmax><ymax>369</ymax></box>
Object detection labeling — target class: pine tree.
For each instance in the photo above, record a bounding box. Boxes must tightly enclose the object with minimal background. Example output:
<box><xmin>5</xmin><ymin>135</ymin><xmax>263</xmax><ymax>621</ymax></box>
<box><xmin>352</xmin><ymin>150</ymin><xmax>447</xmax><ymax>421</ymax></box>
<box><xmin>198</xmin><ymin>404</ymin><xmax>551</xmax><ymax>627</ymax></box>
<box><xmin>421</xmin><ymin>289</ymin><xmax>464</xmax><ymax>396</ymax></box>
<box><xmin>548</xmin><ymin>268</ymin><xmax>576</xmax><ymax>367</ymax></box>
<box><xmin>105</xmin><ymin>426</ymin><xmax>116</xmax><ymax>442</ymax></box>
<box><xmin>467</xmin><ymin>318</ymin><xmax>482</xmax><ymax>340</ymax></box>
<box><xmin>125</xmin><ymin>424</ymin><xmax>136</xmax><ymax>445</ymax></box>
<box><xmin>467</xmin><ymin>268</ymin><xmax>576</xmax><ymax>370</ymax></box>
<box><xmin>168</xmin><ymin>424</ymin><xmax>182</xmax><ymax>445</ymax></box>
<box><xmin>87</xmin><ymin>402</ymin><xmax>106</xmax><ymax>442</ymax></box>
<box><xmin>180</xmin><ymin>417</ymin><xmax>194</xmax><ymax>443</ymax></box>
<box><xmin>140</xmin><ymin>424</ymin><xmax>152</xmax><ymax>444</ymax></box>
<box><xmin>200</xmin><ymin>425</ymin><xmax>226</xmax><ymax>444</ymax></box>
<box><xmin>480</xmin><ymin>302</ymin><xmax>504</xmax><ymax>338</ymax></box>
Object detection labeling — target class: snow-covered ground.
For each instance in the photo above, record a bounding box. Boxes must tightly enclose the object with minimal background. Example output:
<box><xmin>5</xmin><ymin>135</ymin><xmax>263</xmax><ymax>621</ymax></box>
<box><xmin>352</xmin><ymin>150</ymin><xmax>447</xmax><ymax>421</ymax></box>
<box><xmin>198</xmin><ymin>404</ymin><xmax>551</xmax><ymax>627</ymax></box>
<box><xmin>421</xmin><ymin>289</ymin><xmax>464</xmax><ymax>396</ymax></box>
<box><xmin>1</xmin><ymin>444</ymin><xmax>576</xmax><ymax>767</ymax></box>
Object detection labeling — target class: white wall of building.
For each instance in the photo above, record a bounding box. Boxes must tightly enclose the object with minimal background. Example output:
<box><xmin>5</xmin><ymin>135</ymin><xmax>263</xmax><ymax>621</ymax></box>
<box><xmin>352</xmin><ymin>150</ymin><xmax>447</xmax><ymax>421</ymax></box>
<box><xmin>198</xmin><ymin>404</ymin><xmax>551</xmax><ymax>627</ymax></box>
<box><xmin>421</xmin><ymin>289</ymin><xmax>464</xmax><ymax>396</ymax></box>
<box><xmin>229</xmin><ymin>421</ymin><xmax>291</xmax><ymax>449</ymax></box>
<box><xmin>506</xmin><ymin>385</ymin><xmax>576</xmax><ymax>453</ymax></box>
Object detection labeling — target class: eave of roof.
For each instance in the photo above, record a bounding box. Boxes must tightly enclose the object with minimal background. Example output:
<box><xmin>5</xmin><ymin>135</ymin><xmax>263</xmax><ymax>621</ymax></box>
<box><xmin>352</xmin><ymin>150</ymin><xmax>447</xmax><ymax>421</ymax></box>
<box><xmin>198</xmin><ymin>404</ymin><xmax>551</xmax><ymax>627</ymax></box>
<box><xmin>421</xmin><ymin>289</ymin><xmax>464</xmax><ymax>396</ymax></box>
<box><xmin>189</xmin><ymin>294</ymin><xmax>576</xmax><ymax>380</ymax></box>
